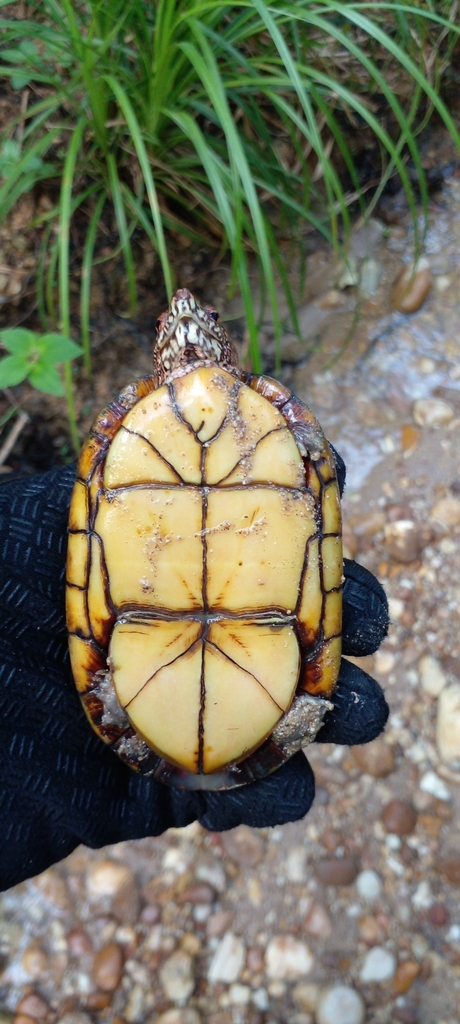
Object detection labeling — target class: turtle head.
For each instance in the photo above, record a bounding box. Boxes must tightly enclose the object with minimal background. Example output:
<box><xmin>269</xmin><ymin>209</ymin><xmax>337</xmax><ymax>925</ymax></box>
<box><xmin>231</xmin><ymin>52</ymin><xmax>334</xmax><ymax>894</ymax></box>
<box><xmin>154</xmin><ymin>288</ymin><xmax>238</xmax><ymax>384</ymax></box>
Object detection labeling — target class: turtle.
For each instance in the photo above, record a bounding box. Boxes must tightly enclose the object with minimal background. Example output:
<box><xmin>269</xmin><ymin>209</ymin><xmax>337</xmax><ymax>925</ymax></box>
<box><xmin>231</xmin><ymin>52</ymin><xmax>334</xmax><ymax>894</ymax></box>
<box><xmin>66</xmin><ymin>288</ymin><xmax>343</xmax><ymax>790</ymax></box>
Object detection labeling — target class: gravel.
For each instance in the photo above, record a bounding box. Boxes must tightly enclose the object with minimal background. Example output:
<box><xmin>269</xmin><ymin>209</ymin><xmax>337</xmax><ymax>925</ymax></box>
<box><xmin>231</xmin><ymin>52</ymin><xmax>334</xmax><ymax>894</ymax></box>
<box><xmin>4</xmin><ymin>151</ymin><xmax>460</xmax><ymax>1024</ymax></box>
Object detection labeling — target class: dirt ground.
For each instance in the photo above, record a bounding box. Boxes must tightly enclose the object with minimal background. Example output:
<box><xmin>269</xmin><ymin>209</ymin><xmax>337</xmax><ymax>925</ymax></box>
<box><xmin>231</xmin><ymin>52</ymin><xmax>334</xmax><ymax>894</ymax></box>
<box><xmin>1</xmin><ymin>129</ymin><xmax>460</xmax><ymax>1024</ymax></box>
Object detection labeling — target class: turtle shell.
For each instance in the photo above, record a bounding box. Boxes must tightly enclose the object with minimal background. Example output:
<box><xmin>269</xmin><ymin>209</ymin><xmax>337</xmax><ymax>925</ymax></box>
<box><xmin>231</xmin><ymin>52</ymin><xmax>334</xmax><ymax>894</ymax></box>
<box><xmin>66</xmin><ymin>361</ymin><xmax>342</xmax><ymax>789</ymax></box>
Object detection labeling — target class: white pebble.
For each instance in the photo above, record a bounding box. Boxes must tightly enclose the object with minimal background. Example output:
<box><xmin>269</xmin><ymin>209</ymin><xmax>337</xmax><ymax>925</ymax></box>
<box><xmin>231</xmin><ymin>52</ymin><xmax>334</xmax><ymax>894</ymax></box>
<box><xmin>316</xmin><ymin>984</ymin><xmax>365</xmax><ymax>1024</ymax></box>
<box><xmin>413</xmin><ymin>397</ymin><xmax>454</xmax><ymax>428</ymax></box>
<box><xmin>419</xmin><ymin>654</ymin><xmax>447</xmax><ymax>696</ymax></box>
<box><xmin>374</xmin><ymin>651</ymin><xmax>396</xmax><ymax>675</ymax></box>
<box><xmin>437</xmin><ymin>683</ymin><xmax>460</xmax><ymax>765</ymax></box>
<box><xmin>388</xmin><ymin>598</ymin><xmax>404</xmax><ymax>621</ymax></box>
<box><xmin>265</xmin><ymin>935</ymin><xmax>313</xmax><ymax>980</ymax></box>
<box><xmin>252</xmin><ymin>988</ymin><xmax>269</xmax><ymax>1011</ymax></box>
<box><xmin>159</xmin><ymin>951</ymin><xmax>194</xmax><ymax>1004</ymax></box>
<box><xmin>419</xmin><ymin>770</ymin><xmax>451</xmax><ymax>801</ymax></box>
<box><xmin>208</xmin><ymin>932</ymin><xmax>245</xmax><ymax>983</ymax></box>
<box><xmin>228</xmin><ymin>984</ymin><xmax>251</xmax><ymax>1005</ymax></box>
<box><xmin>359</xmin><ymin>947</ymin><xmax>396</xmax><ymax>983</ymax></box>
<box><xmin>286</xmin><ymin>846</ymin><xmax>308</xmax><ymax>882</ymax></box>
<box><xmin>356</xmin><ymin>870</ymin><xmax>382</xmax><ymax>901</ymax></box>
<box><xmin>86</xmin><ymin>860</ymin><xmax>133</xmax><ymax>898</ymax></box>
<box><xmin>411</xmin><ymin>881</ymin><xmax>433</xmax><ymax>909</ymax></box>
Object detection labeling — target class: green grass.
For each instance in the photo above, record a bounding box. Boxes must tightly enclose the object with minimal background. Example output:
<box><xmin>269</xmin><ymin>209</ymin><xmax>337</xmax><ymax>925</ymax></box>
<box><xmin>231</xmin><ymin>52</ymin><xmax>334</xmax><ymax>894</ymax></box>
<box><xmin>0</xmin><ymin>0</ymin><xmax>458</xmax><ymax>427</ymax></box>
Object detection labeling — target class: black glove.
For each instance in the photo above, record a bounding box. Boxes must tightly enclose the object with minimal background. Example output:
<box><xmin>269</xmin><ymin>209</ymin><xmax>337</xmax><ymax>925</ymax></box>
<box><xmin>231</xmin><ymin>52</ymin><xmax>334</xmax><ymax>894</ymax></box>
<box><xmin>0</xmin><ymin>462</ymin><xmax>389</xmax><ymax>891</ymax></box>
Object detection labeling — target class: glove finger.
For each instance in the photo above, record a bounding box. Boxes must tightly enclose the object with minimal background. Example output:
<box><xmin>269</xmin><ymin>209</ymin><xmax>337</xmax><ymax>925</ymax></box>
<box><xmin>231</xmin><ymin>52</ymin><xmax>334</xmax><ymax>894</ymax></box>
<box><xmin>315</xmin><ymin>656</ymin><xmax>389</xmax><ymax>746</ymax></box>
<box><xmin>343</xmin><ymin>559</ymin><xmax>389</xmax><ymax>656</ymax></box>
<box><xmin>196</xmin><ymin>751</ymin><xmax>315</xmax><ymax>832</ymax></box>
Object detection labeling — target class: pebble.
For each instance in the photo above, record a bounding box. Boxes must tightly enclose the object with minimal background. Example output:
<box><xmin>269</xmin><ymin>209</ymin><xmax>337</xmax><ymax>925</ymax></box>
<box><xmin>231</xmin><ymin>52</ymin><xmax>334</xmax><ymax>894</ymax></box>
<box><xmin>359</xmin><ymin>946</ymin><xmax>396</xmax><ymax>982</ymax></box>
<box><xmin>419</xmin><ymin>770</ymin><xmax>450</xmax><ymax>801</ymax></box>
<box><xmin>381</xmin><ymin>800</ymin><xmax>417</xmax><ymax>835</ymax></box>
<box><xmin>15</xmin><ymin>994</ymin><xmax>49</xmax><ymax>1019</ymax></box>
<box><xmin>160</xmin><ymin>951</ymin><xmax>194</xmax><ymax>1004</ymax></box>
<box><xmin>314</xmin><ymin>856</ymin><xmax>359</xmax><ymax>886</ymax></box>
<box><xmin>437</xmin><ymin>683</ymin><xmax>460</xmax><ymax>764</ymax></box>
<box><xmin>391</xmin><ymin>257</ymin><xmax>432</xmax><ymax>313</ymax></box>
<box><xmin>348</xmin><ymin>510</ymin><xmax>385</xmax><ymax>538</ymax></box>
<box><xmin>221</xmin><ymin>826</ymin><xmax>264</xmax><ymax>867</ymax></box>
<box><xmin>419</xmin><ymin>654</ymin><xmax>447</xmax><ymax>696</ymax></box>
<box><xmin>178</xmin><ymin>882</ymin><xmax>216</xmax><ymax>905</ymax></box>
<box><xmin>356</xmin><ymin>870</ymin><xmax>382</xmax><ymax>901</ymax></box>
<box><xmin>358</xmin><ymin>915</ymin><xmax>384</xmax><ymax>945</ymax></box>
<box><xmin>413</xmin><ymin>397</ymin><xmax>454</xmax><ymax>428</ymax></box>
<box><xmin>440</xmin><ymin>853</ymin><xmax>460</xmax><ymax>885</ymax></box>
<box><xmin>208</xmin><ymin>933</ymin><xmax>245</xmax><ymax>983</ymax></box>
<box><xmin>228</xmin><ymin>984</ymin><xmax>251</xmax><ymax>1005</ymax></box>
<box><xmin>400</xmin><ymin>424</ymin><xmax>421</xmax><ymax>452</ymax></box>
<box><xmin>428</xmin><ymin>902</ymin><xmax>449</xmax><ymax>926</ymax></box>
<box><xmin>153</xmin><ymin>1012</ymin><xmax>201</xmax><ymax>1024</ymax></box>
<box><xmin>384</xmin><ymin>520</ymin><xmax>425</xmax><ymax>563</ymax></box>
<box><xmin>292</xmin><ymin>983</ymin><xmax>319</xmax><ymax>1011</ymax></box>
<box><xmin>91</xmin><ymin>943</ymin><xmax>124</xmax><ymax>992</ymax></box>
<box><xmin>373</xmin><ymin>650</ymin><xmax>396</xmax><ymax>675</ymax></box>
<box><xmin>86</xmin><ymin>860</ymin><xmax>134</xmax><ymax>899</ymax></box>
<box><xmin>393</xmin><ymin>960</ymin><xmax>420</xmax><ymax>995</ymax></box>
<box><xmin>207</xmin><ymin>911</ymin><xmax>234</xmax><ymax>937</ymax></box>
<box><xmin>430</xmin><ymin>496</ymin><xmax>460</xmax><ymax>527</ymax></box>
<box><xmin>304</xmin><ymin>903</ymin><xmax>332</xmax><ymax>938</ymax></box>
<box><xmin>351</xmin><ymin>738</ymin><xmax>395</xmax><ymax>777</ymax></box>
<box><xmin>21</xmin><ymin>943</ymin><xmax>49</xmax><ymax>978</ymax></box>
<box><xmin>67</xmin><ymin>927</ymin><xmax>93</xmax><ymax>955</ymax></box>
<box><xmin>286</xmin><ymin>846</ymin><xmax>308</xmax><ymax>882</ymax></box>
<box><xmin>195</xmin><ymin>858</ymin><xmax>226</xmax><ymax>892</ymax></box>
<box><xmin>265</xmin><ymin>936</ymin><xmax>313</xmax><ymax>979</ymax></box>
<box><xmin>315</xmin><ymin>984</ymin><xmax>365</xmax><ymax>1024</ymax></box>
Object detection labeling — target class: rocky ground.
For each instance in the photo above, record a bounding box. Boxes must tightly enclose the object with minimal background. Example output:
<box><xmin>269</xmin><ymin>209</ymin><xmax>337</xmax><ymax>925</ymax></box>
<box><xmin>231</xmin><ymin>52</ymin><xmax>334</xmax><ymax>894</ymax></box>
<box><xmin>2</xmin><ymin>153</ymin><xmax>460</xmax><ymax>1024</ymax></box>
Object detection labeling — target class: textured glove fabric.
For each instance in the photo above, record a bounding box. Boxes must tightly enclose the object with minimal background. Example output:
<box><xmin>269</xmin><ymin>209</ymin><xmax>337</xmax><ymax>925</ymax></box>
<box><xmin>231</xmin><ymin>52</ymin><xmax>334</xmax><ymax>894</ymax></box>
<box><xmin>0</xmin><ymin>467</ymin><xmax>389</xmax><ymax>890</ymax></box>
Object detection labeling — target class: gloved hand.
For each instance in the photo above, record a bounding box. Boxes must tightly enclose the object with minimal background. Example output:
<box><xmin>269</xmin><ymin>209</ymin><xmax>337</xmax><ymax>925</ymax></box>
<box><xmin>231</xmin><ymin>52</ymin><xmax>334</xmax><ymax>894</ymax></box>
<box><xmin>0</xmin><ymin>460</ymin><xmax>389</xmax><ymax>891</ymax></box>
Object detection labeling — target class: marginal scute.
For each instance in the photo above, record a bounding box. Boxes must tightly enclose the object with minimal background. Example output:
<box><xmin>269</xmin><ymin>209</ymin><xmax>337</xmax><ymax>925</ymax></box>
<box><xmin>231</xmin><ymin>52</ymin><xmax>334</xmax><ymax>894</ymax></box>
<box><xmin>322</xmin><ymin>535</ymin><xmax>343</xmax><ymax>592</ymax></box>
<box><xmin>298</xmin><ymin>537</ymin><xmax>322</xmax><ymax>643</ymax></box>
<box><xmin>87</xmin><ymin>535</ymin><xmax>113</xmax><ymax>646</ymax></box>
<box><xmin>68</xmin><ymin>633</ymin><xmax>104</xmax><ymax>694</ymax></box>
<box><xmin>322</xmin><ymin>481</ymin><xmax>342</xmax><ymax>535</ymax></box>
<box><xmin>323</xmin><ymin>589</ymin><xmax>342</xmax><ymax>641</ymax></box>
<box><xmin>302</xmin><ymin>636</ymin><xmax>342</xmax><ymax>696</ymax></box>
<box><xmin>68</xmin><ymin>480</ymin><xmax>88</xmax><ymax>532</ymax></box>
<box><xmin>67</xmin><ymin>531</ymin><xmax>89</xmax><ymax>589</ymax></box>
<box><xmin>66</xmin><ymin>585</ymin><xmax>90</xmax><ymax>637</ymax></box>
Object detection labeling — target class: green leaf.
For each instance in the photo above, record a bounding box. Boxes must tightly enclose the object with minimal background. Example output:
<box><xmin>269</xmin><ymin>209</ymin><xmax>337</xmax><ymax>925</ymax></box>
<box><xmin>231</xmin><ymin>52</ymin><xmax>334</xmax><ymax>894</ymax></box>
<box><xmin>19</xmin><ymin>40</ymin><xmax>37</xmax><ymax>57</ymax></box>
<box><xmin>0</xmin><ymin>328</ymin><xmax>37</xmax><ymax>356</ymax></box>
<box><xmin>11</xmin><ymin>73</ymin><xmax>33</xmax><ymax>90</ymax></box>
<box><xmin>28</xmin><ymin>362</ymin><xmax>65</xmax><ymax>396</ymax></box>
<box><xmin>0</xmin><ymin>354</ymin><xmax>29</xmax><ymax>388</ymax></box>
<box><xmin>1</xmin><ymin>49</ymin><xmax>25</xmax><ymax>64</ymax></box>
<box><xmin>37</xmin><ymin>333</ymin><xmax>82</xmax><ymax>363</ymax></box>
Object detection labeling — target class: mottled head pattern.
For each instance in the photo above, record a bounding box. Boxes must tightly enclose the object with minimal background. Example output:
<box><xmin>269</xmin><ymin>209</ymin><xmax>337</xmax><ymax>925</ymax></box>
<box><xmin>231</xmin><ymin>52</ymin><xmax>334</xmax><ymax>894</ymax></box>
<box><xmin>154</xmin><ymin>288</ymin><xmax>239</xmax><ymax>385</ymax></box>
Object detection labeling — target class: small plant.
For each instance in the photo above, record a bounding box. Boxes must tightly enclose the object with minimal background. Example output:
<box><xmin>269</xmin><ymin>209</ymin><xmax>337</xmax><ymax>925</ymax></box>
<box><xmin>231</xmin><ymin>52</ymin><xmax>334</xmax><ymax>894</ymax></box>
<box><xmin>0</xmin><ymin>0</ymin><xmax>459</xmax><ymax>380</ymax></box>
<box><xmin>0</xmin><ymin>329</ymin><xmax>82</xmax><ymax>447</ymax></box>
